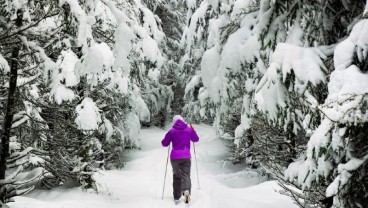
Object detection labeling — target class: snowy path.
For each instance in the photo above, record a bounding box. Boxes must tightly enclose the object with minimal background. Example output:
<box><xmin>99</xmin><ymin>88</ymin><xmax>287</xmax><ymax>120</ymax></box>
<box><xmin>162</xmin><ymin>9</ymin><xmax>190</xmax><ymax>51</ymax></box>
<box><xmin>10</xmin><ymin>125</ymin><xmax>297</xmax><ymax>208</ymax></box>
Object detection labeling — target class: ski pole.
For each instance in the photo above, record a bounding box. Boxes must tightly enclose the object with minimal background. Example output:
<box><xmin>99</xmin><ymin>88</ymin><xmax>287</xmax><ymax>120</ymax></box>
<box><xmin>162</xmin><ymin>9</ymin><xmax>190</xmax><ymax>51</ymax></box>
<box><xmin>193</xmin><ymin>141</ymin><xmax>200</xmax><ymax>189</ymax></box>
<box><xmin>162</xmin><ymin>144</ymin><xmax>170</xmax><ymax>200</ymax></box>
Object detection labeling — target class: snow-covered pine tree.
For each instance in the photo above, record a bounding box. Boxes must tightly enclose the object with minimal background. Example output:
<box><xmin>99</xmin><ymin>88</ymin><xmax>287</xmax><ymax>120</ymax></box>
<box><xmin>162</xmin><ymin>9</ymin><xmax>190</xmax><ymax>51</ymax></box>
<box><xmin>0</xmin><ymin>0</ymin><xmax>171</xmax><ymax>203</ymax></box>
<box><xmin>251</xmin><ymin>0</ymin><xmax>332</xmax><ymax>181</ymax></box>
<box><xmin>181</xmin><ymin>1</ymin><xmax>367</xmax><ymax>206</ymax></box>
<box><xmin>0</xmin><ymin>2</ymin><xmax>50</xmax><ymax>205</ymax></box>
<box><xmin>211</xmin><ymin>0</ymin><xmax>270</xmax><ymax>166</ymax></box>
<box><xmin>285</xmin><ymin>2</ymin><xmax>368</xmax><ymax>207</ymax></box>
<box><xmin>180</xmin><ymin>0</ymin><xmax>217</xmax><ymax>123</ymax></box>
<box><xmin>180</xmin><ymin>0</ymin><xmax>267</xmax><ymax>164</ymax></box>
<box><xmin>180</xmin><ymin>0</ymin><xmax>283</xmax><ymax>164</ymax></box>
<box><xmin>249</xmin><ymin>1</ymin><xmax>366</xmax><ymax>207</ymax></box>
<box><xmin>144</xmin><ymin>0</ymin><xmax>187</xmax><ymax>122</ymax></box>
<box><xmin>39</xmin><ymin>0</ymin><xmax>168</xmax><ymax>180</ymax></box>
<box><xmin>207</xmin><ymin>0</ymin><xmax>265</xmax><ymax>141</ymax></box>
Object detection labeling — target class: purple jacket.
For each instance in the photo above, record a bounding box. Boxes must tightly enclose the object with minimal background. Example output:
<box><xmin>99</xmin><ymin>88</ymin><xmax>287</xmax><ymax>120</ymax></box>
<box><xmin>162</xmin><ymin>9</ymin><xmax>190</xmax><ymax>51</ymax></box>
<box><xmin>161</xmin><ymin>120</ymin><xmax>199</xmax><ymax>160</ymax></box>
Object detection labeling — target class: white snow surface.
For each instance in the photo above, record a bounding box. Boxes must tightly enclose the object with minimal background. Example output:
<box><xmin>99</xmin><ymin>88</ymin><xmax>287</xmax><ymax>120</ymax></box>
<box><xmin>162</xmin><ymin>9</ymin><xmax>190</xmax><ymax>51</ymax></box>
<box><xmin>10</xmin><ymin>125</ymin><xmax>297</xmax><ymax>208</ymax></box>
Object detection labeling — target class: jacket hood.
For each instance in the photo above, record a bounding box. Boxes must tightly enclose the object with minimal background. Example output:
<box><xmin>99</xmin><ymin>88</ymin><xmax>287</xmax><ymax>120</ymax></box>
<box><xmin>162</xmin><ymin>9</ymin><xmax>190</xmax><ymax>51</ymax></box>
<box><xmin>173</xmin><ymin>115</ymin><xmax>185</xmax><ymax>125</ymax></box>
<box><xmin>173</xmin><ymin>119</ymin><xmax>187</xmax><ymax>130</ymax></box>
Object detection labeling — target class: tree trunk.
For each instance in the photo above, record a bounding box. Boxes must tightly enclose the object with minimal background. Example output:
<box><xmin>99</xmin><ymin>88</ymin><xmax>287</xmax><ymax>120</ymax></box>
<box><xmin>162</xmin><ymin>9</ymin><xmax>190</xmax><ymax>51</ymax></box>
<box><xmin>0</xmin><ymin>46</ymin><xmax>20</xmax><ymax>180</ymax></box>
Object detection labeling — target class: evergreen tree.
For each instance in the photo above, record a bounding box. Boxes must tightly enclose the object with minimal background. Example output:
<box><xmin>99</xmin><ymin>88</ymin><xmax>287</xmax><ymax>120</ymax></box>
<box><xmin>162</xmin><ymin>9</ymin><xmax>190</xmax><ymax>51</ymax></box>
<box><xmin>285</xmin><ymin>6</ymin><xmax>368</xmax><ymax>207</ymax></box>
<box><xmin>181</xmin><ymin>0</ymin><xmax>368</xmax><ymax>207</ymax></box>
<box><xmin>0</xmin><ymin>0</ymin><xmax>172</xmax><ymax>205</ymax></box>
<box><xmin>181</xmin><ymin>0</ymin><xmax>219</xmax><ymax>124</ymax></box>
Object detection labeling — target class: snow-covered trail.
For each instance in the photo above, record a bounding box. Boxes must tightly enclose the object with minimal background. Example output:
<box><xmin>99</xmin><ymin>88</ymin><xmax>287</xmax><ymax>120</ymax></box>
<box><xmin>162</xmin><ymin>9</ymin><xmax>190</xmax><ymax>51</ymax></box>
<box><xmin>10</xmin><ymin>125</ymin><xmax>297</xmax><ymax>208</ymax></box>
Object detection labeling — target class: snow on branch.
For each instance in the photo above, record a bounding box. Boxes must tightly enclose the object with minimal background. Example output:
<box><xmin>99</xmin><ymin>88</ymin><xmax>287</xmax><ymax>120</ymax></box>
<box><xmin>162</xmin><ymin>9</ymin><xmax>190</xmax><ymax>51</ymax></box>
<box><xmin>132</xmin><ymin>90</ymin><xmax>150</xmax><ymax>123</ymax></box>
<box><xmin>285</xmin><ymin>16</ymin><xmax>368</xmax><ymax>204</ymax></box>
<box><xmin>57</xmin><ymin>49</ymin><xmax>79</xmax><ymax>87</ymax></box>
<box><xmin>200</xmin><ymin>46</ymin><xmax>221</xmax><ymax>103</ymax></box>
<box><xmin>50</xmin><ymin>84</ymin><xmax>76</xmax><ymax>105</ymax></box>
<box><xmin>0</xmin><ymin>166</ymin><xmax>22</xmax><ymax>185</ymax></box>
<box><xmin>140</xmin><ymin>7</ymin><xmax>165</xmax><ymax>43</ymax></box>
<box><xmin>100</xmin><ymin>0</ymin><xmax>132</xmax><ymax>25</ymax></box>
<box><xmin>271</xmin><ymin>43</ymin><xmax>327</xmax><ymax>87</ymax></box>
<box><xmin>11</xmin><ymin>116</ymin><xmax>29</xmax><ymax>129</ymax></box>
<box><xmin>181</xmin><ymin>1</ymin><xmax>210</xmax><ymax>51</ymax></box>
<box><xmin>321</xmin><ymin>19</ymin><xmax>368</xmax><ymax>124</ymax></box>
<box><xmin>255</xmin><ymin>63</ymin><xmax>288</xmax><ymax>121</ymax></box>
<box><xmin>59</xmin><ymin>0</ymin><xmax>94</xmax><ymax>48</ymax></box>
<box><xmin>186</xmin><ymin>0</ymin><xmax>197</xmax><ymax>10</ymax></box>
<box><xmin>0</xmin><ymin>53</ymin><xmax>10</xmax><ymax>72</ymax></box>
<box><xmin>254</xmin><ymin>43</ymin><xmax>327</xmax><ymax>121</ymax></box>
<box><xmin>335</xmin><ymin>19</ymin><xmax>368</xmax><ymax>70</ymax></box>
<box><xmin>76</xmin><ymin>43</ymin><xmax>114</xmax><ymax>77</ymax></box>
<box><xmin>2</xmin><ymin>74</ymin><xmax>39</xmax><ymax>88</ymax></box>
<box><xmin>26</xmin><ymin>41</ymin><xmax>57</xmax><ymax>81</ymax></box>
<box><xmin>112</xmin><ymin>18</ymin><xmax>134</xmax><ymax>77</ymax></box>
<box><xmin>75</xmin><ymin>97</ymin><xmax>102</xmax><ymax>131</ymax></box>
<box><xmin>185</xmin><ymin>75</ymin><xmax>201</xmax><ymax>95</ymax></box>
<box><xmin>326</xmin><ymin>155</ymin><xmax>368</xmax><ymax>197</ymax></box>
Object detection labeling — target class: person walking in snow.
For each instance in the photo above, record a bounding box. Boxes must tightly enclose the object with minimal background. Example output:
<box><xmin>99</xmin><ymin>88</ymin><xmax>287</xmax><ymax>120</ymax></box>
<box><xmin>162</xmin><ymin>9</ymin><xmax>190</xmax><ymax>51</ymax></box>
<box><xmin>161</xmin><ymin>115</ymin><xmax>199</xmax><ymax>204</ymax></box>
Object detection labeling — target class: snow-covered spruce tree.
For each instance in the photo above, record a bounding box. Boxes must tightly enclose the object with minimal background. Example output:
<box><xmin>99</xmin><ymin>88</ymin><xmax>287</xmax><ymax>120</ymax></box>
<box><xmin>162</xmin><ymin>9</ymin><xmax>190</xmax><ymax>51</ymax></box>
<box><xmin>0</xmin><ymin>1</ymin><xmax>55</xmax><ymax>205</ymax></box>
<box><xmin>181</xmin><ymin>1</ymin><xmax>366</xmax><ymax>206</ymax></box>
<box><xmin>249</xmin><ymin>1</ymin><xmax>366</xmax><ymax>207</ymax></box>
<box><xmin>144</xmin><ymin>0</ymin><xmax>187</xmax><ymax>122</ymax></box>
<box><xmin>205</xmin><ymin>0</ymin><xmax>265</xmax><ymax>142</ymax></box>
<box><xmin>180</xmin><ymin>0</ymin><xmax>266</xmax><ymax>162</ymax></box>
<box><xmin>38</xmin><ymin>0</ymin><xmax>169</xmax><ymax>181</ymax></box>
<box><xmin>181</xmin><ymin>0</ymin><xmax>220</xmax><ymax>124</ymax></box>
<box><xmin>285</xmin><ymin>6</ymin><xmax>368</xmax><ymax>208</ymax></box>
<box><xmin>0</xmin><ymin>0</ymin><xmax>170</xmax><ymax>201</ymax></box>
<box><xmin>251</xmin><ymin>0</ymin><xmax>331</xmax><ymax>175</ymax></box>
<box><xmin>98</xmin><ymin>0</ymin><xmax>176</xmax><ymax>129</ymax></box>
<box><xmin>180</xmin><ymin>0</ymin><xmax>284</xmax><ymax>161</ymax></box>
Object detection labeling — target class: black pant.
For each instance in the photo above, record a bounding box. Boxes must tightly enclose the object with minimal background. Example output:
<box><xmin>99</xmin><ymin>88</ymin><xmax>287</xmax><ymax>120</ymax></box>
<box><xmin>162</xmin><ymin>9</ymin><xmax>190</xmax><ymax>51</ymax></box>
<box><xmin>171</xmin><ymin>159</ymin><xmax>191</xmax><ymax>200</ymax></box>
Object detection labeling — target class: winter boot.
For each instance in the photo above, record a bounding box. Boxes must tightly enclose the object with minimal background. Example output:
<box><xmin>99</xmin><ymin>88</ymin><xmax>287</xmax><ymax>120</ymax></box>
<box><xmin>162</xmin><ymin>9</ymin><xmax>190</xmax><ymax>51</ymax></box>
<box><xmin>174</xmin><ymin>199</ymin><xmax>181</xmax><ymax>205</ymax></box>
<box><xmin>184</xmin><ymin>190</ymin><xmax>190</xmax><ymax>204</ymax></box>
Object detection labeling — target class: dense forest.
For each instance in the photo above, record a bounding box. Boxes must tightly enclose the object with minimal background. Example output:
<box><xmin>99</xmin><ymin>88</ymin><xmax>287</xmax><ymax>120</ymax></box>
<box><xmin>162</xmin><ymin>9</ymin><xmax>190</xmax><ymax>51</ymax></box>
<box><xmin>0</xmin><ymin>0</ymin><xmax>367</xmax><ymax>208</ymax></box>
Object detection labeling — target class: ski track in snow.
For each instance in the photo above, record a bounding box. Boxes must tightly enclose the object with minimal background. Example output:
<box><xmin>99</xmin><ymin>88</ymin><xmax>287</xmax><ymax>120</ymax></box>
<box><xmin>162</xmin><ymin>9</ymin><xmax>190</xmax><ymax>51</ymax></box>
<box><xmin>10</xmin><ymin>125</ymin><xmax>297</xmax><ymax>208</ymax></box>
